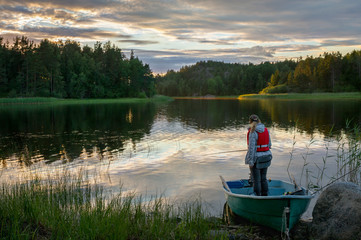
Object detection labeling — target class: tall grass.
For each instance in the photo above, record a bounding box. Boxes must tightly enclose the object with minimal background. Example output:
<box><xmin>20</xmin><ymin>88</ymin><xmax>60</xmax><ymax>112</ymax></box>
<box><xmin>290</xmin><ymin>122</ymin><xmax>361</xmax><ymax>193</ymax></box>
<box><xmin>0</xmin><ymin>169</ymin><xmax>223</xmax><ymax>239</ymax></box>
<box><xmin>0</xmin><ymin>95</ymin><xmax>173</xmax><ymax>105</ymax></box>
<box><xmin>335</xmin><ymin>122</ymin><xmax>361</xmax><ymax>183</ymax></box>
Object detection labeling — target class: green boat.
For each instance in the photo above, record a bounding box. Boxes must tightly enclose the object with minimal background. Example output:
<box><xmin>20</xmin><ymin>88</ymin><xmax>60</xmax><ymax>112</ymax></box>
<box><xmin>220</xmin><ymin>176</ymin><xmax>314</xmax><ymax>232</ymax></box>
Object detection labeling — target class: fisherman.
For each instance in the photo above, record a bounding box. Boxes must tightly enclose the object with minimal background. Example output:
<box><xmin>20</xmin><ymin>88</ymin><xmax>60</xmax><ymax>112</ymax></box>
<box><xmin>245</xmin><ymin>114</ymin><xmax>272</xmax><ymax>196</ymax></box>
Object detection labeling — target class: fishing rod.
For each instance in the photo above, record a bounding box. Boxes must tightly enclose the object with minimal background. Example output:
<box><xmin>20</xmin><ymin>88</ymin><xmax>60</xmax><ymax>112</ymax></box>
<box><xmin>311</xmin><ymin>167</ymin><xmax>360</xmax><ymax>195</ymax></box>
<box><xmin>203</xmin><ymin>149</ymin><xmax>248</xmax><ymax>156</ymax></box>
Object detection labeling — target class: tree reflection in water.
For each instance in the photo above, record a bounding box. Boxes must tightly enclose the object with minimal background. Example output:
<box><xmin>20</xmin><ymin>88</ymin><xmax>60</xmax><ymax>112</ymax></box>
<box><xmin>0</xmin><ymin>99</ymin><xmax>360</xmax><ymax>217</ymax></box>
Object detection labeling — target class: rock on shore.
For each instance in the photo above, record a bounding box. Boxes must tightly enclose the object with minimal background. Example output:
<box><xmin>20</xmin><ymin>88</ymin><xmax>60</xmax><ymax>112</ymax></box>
<box><xmin>311</xmin><ymin>182</ymin><xmax>361</xmax><ymax>240</ymax></box>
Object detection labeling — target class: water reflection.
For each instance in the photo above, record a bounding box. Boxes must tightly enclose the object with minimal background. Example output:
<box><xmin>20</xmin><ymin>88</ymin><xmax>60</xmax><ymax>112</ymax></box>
<box><xmin>0</xmin><ymin>99</ymin><xmax>360</xmax><ymax>218</ymax></box>
<box><xmin>0</xmin><ymin>103</ymin><xmax>157</xmax><ymax>167</ymax></box>
<box><xmin>165</xmin><ymin>99</ymin><xmax>361</xmax><ymax>135</ymax></box>
<box><xmin>1</xmin><ymin>99</ymin><xmax>360</xmax><ymax>171</ymax></box>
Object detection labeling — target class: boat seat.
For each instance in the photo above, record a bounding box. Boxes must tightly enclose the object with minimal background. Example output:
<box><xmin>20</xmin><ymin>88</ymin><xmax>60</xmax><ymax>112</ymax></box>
<box><xmin>231</xmin><ymin>188</ymin><xmax>253</xmax><ymax>195</ymax></box>
<box><xmin>269</xmin><ymin>188</ymin><xmax>286</xmax><ymax>196</ymax></box>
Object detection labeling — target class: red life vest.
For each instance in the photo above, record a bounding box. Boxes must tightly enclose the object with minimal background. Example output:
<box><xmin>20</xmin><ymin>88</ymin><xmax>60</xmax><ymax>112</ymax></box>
<box><xmin>247</xmin><ymin>127</ymin><xmax>270</xmax><ymax>152</ymax></box>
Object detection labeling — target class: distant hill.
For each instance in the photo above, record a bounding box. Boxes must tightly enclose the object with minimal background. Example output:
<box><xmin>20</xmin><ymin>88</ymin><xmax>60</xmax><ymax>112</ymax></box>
<box><xmin>156</xmin><ymin>50</ymin><xmax>361</xmax><ymax>96</ymax></box>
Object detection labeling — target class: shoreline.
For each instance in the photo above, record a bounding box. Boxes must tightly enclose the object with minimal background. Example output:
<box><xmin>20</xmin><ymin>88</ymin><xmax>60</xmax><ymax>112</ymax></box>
<box><xmin>0</xmin><ymin>177</ymin><xmax>311</xmax><ymax>239</ymax></box>
<box><xmin>2</xmin><ymin>92</ymin><xmax>361</xmax><ymax>104</ymax></box>
<box><xmin>0</xmin><ymin>95</ymin><xmax>173</xmax><ymax>105</ymax></box>
<box><xmin>173</xmin><ymin>92</ymin><xmax>361</xmax><ymax>100</ymax></box>
<box><xmin>238</xmin><ymin>92</ymin><xmax>361</xmax><ymax>100</ymax></box>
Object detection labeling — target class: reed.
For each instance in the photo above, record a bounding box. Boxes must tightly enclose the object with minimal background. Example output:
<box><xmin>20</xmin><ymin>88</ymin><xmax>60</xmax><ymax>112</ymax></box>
<box><xmin>335</xmin><ymin>122</ymin><xmax>361</xmax><ymax>184</ymax></box>
<box><xmin>292</xmin><ymin>122</ymin><xmax>361</xmax><ymax>192</ymax></box>
<box><xmin>0</xmin><ymin>169</ymin><xmax>224</xmax><ymax>239</ymax></box>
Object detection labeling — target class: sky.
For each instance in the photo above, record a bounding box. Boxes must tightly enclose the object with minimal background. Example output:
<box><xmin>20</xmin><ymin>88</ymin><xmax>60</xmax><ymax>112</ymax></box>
<box><xmin>1</xmin><ymin>0</ymin><xmax>361</xmax><ymax>73</ymax></box>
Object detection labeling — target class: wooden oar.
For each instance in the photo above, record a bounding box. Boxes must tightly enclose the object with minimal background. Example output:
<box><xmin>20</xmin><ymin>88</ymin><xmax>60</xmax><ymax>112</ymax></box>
<box><xmin>219</xmin><ymin>175</ymin><xmax>231</xmax><ymax>192</ymax></box>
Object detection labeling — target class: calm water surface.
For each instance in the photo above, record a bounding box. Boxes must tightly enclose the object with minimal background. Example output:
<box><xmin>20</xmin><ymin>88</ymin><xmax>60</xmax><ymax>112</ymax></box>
<box><xmin>1</xmin><ymin>99</ymin><xmax>361</xmax><ymax>218</ymax></box>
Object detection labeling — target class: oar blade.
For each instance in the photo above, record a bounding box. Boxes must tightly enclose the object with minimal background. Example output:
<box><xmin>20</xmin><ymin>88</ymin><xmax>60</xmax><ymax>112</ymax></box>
<box><xmin>219</xmin><ymin>175</ymin><xmax>231</xmax><ymax>192</ymax></box>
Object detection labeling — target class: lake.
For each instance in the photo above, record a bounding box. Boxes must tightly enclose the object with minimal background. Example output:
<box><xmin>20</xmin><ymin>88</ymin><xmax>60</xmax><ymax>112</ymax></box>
<box><xmin>1</xmin><ymin>98</ymin><xmax>361</xmax><ymax>218</ymax></box>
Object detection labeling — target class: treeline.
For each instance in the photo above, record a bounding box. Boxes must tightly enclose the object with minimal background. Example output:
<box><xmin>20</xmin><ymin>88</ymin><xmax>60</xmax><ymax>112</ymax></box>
<box><xmin>0</xmin><ymin>36</ymin><xmax>155</xmax><ymax>98</ymax></box>
<box><xmin>156</xmin><ymin>50</ymin><xmax>361</xmax><ymax>96</ymax></box>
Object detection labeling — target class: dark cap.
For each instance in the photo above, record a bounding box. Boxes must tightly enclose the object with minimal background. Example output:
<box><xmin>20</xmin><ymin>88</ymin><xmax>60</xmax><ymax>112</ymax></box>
<box><xmin>249</xmin><ymin>114</ymin><xmax>259</xmax><ymax>122</ymax></box>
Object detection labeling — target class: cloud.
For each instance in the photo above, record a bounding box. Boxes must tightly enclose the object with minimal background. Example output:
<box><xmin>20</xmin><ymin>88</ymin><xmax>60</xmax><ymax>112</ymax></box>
<box><xmin>1</xmin><ymin>0</ymin><xmax>361</xmax><ymax>73</ymax></box>
<box><xmin>268</xmin><ymin>44</ymin><xmax>321</xmax><ymax>53</ymax></box>
<box><xmin>117</xmin><ymin>39</ymin><xmax>158</xmax><ymax>45</ymax></box>
<box><xmin>19</xmin><ymin>26</ymin><xmax>131</xmax><ymax>40</ymax></box>
<box><xmin>130</xmin><ymin>46</ymin><xmax>276</xmax><ymax>73</ymax></box>
<box><xmin>320</xmin><ymin>40</ymin><xmax>361</xmax><ymax>47</ymax></box>
<box><xmin>238</xmin><ymin>46</ymin><xmax>275</xmax><ymax>57</ymax></box>
<box><xmin>0</xmin><ymin>5</ymin><xmax>33</xmax><ymax>14</ymax></box>
<box><xmin>2</xmin><ymin>1</ymin><xmax>361</xmax><ymax>41</ymax></box>
<box><xmin>0</xmin><ymin>0</ymin><xmax>115</xmax><ymax>9</ymax></box>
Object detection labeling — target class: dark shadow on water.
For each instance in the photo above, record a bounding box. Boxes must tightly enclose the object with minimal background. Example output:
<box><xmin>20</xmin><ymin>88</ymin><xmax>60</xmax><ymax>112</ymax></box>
<box><xmin>165</xmin><ymin>99</ymin><xmax>361</xmax><ymax>135</ymax></box>
<box><xmin>0</xmin><ymin>102</ymin><xmax>158</xmax><ymax>167</ymax></box>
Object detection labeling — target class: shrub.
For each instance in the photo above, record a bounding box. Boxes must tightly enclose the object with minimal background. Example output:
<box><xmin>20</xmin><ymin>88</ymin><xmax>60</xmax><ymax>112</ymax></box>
<box><xmin>259</xmin><ymin>84</ymin><xmax>288</xmax><ymax>94</ymax></box>
<box><xmin>7</xmin><ymin>89</ymin><xmax>17</xmax><ymax>98</ymax></box>
<box><xmin>138</xmin><ymin>91</ymin><xmax>148</xmax><ymax>98</ymax></box>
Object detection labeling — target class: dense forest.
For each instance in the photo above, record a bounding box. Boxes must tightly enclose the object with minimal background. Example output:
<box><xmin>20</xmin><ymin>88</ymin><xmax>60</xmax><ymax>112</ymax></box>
<box><xmin>0</xmin><ymin>36</ymin><xmax>155</xmax><ymax>98</ymax></box>
<box><xmin>156</xmin><ymin>50</ymin><xmax>361</xmax><ymax>96</ymax></box>
<box><xmin>1</xmin><ymin>36</ymin><xmax>361</xmax><ymax>98</ymax></box>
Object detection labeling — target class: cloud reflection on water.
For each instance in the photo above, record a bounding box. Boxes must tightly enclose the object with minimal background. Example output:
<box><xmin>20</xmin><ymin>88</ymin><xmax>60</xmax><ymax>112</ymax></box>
<box><xmin>1</xmin><ymin>99</ymin><xmax>360</xmax><ymax>218</ymax></box>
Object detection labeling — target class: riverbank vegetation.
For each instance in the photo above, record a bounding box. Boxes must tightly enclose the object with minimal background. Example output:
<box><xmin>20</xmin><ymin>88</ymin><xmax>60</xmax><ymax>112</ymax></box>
<box><xmin>172</xmin><ymin>92</ymin><xmax>361</xmax><ymax>100</ymax></box>
<box><xmin>0</xmin><ymin>170</ymin><xmax>225</xmax><ymax>239</ymax></box>
<box><xmin>238</xmin><ymin>92</ymin><xmax>361</xmax><ymax>100</ymax></box>
<box><xmin>289</xmin><ymin>122</ymin><xmax>361</xmax><ymax>191</ymax></box>
<box><xmin>0</xmin><ymin>95</ymin><xmax>173</xmax><ymax>105</ymax></box>
<box><xmin>0</xmin><ymin>36</ymin><xmax>155</xmax><ymax>99</ymax></box>
<box><xmin>156</xmin><ymin>50</ymin><xmax>361</xmax><ymax>96</ymax></box>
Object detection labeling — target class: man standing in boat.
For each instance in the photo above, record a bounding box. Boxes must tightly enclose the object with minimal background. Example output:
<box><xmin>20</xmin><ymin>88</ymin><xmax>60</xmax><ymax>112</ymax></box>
<box><xmin>245</xmin><ymin>114</ymin><xmax>272</xmax><ymax>196</ymax></box>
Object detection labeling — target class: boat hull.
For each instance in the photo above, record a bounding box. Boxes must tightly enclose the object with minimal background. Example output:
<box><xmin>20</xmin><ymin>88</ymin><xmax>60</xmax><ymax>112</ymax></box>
<box><xmin>223</xmin><ymin>179</ymin><xmax>313</xmax><ymax>231</ymax></box>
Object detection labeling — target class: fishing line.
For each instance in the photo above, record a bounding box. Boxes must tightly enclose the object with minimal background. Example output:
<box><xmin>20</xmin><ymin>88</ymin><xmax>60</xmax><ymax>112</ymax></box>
<box><xmin>203</xmin><ymin>149</ymin><xmax>248</xmax><ymax>156</ymax></box>
<box><xmin>311</xmin><ymin>167</ymin><xmax>360</xmax><ymax>195</ymax></box>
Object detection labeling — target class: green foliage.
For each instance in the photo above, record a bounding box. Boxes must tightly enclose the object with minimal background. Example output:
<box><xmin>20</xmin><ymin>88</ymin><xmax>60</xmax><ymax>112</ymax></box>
<box><xmin>137</xmin><ymin>91</ymin><xmax>148</xmax><ymax>98</ymax></box>
<box><xmin>7</xmin><ymin>89</ymin><xmax>17</xmax><ymax>98</ymax></box>
<box><xmin>259</xmin><ymin>84</ymin><xmax>288</xmax><ymax>94</ymax></box>
<box><xmin>239</xmin><ymin>92</ymin><xmax>361</xmax><ymax>100</ymax></box>
<box><xmin>269</xmin><ymin>69</ymin><xmax>280</xmax><ymax>87</ymax></box>
<box><xmin>0</xmin><ymin>36</ymin><xmax>155</xmax><ymax>99</ymax></box>
<box><xmin>157</xmin><ymin>50</ymin><xmax>361</xmax><ymax>96</ymax></box>
<box><xmin>0</xmin><ymin>171</ymin><xmax>222</xmax><ymax>239</ymax></box>
<box><xmin>156</xmin><ymin>60</ymin><xmax>278</xmax><ymax>96</ymax></box>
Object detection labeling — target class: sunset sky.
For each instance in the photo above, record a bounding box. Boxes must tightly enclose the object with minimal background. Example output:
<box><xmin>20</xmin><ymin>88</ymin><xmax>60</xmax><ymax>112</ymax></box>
<box><xmin>1</xmin><ymin>0</ymin><xmax>360</xmax><ymax>73</ymax></box>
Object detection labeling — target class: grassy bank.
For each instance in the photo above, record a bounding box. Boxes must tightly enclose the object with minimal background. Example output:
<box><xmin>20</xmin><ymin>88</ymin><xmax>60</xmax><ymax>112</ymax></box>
<box><xmin>0</xmin><ymin>95</ymin><xmax>173</xmax><ymax>105</ymax></box>
<box><xmin>238</xmin><ymin>92</ymin><xmax>361</xmax><ymax>100</ymax></box>
<box><xmin>0</xmin><ymin>171</ymin><xmax>224</xmax><ymax>239</ymax></box>
<box><xmin>174</xmin><ymin>96</ymin><xmax>238</xmax><ymax>100</ymax></box>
